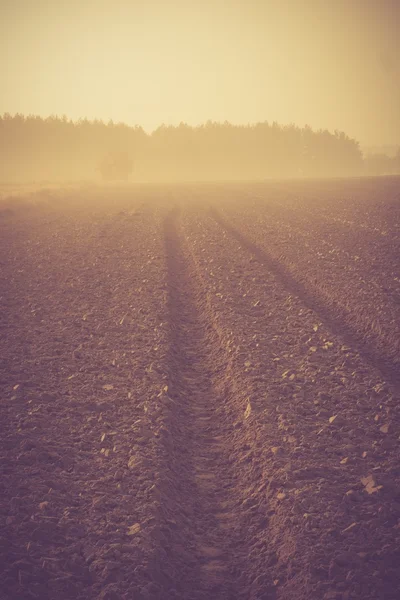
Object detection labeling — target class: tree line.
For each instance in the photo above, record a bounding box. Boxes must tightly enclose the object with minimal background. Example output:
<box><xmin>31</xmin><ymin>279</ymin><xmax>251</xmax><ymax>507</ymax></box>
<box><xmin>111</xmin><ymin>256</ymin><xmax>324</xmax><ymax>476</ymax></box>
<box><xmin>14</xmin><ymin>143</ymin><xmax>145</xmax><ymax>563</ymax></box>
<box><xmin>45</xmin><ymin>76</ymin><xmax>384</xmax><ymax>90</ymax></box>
<box><xmin>0</xmin><ymin>113</ymin><xmax>398</xmax><ymax>182</ymax></box>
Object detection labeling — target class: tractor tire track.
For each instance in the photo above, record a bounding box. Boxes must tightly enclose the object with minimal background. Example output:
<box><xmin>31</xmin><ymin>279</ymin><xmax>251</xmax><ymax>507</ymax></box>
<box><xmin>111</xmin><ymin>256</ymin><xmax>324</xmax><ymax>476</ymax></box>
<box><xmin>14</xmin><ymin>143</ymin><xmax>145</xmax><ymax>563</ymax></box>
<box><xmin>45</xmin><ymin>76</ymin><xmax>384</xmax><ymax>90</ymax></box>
<box><xmin>156</xmin><ymin>207</ymin><xmax>273</xmax><ymax>600</ymax></box>
<box><xmin>210</xmin><ymin>207</ymin><xmax>400</xmax><ymax>389</ymax></box>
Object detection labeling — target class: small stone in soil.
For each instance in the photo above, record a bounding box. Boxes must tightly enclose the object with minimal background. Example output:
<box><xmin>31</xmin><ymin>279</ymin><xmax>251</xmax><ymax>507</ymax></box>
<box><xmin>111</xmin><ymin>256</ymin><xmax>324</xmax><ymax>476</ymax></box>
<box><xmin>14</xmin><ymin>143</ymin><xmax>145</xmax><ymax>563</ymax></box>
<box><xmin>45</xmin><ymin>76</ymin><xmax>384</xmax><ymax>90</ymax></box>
<box><xmin>127</xmin><ymin>523</ymin><xmax>141</xmax><ymax>535</ymax></box>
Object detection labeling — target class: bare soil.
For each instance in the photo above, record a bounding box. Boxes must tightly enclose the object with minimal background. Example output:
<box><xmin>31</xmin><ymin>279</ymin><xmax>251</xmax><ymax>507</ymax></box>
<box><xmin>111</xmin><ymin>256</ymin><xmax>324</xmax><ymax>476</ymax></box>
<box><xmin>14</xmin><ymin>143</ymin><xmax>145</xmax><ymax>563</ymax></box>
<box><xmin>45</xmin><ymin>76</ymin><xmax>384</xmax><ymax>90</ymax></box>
<box><xmin>0</xmin><ymin>179</ymin><xmax>399</xmax><ymax>600</ymax></box>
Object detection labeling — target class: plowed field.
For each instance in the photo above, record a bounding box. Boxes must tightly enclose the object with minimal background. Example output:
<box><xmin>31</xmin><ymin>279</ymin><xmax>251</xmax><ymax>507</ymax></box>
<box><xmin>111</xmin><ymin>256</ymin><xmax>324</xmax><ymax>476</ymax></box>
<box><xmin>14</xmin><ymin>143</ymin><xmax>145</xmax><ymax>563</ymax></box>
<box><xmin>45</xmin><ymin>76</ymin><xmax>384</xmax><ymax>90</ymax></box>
<box><xmin>1</xmin><ymin>178</ymin><xmax>400</xmax><ymax>600</ymax></box>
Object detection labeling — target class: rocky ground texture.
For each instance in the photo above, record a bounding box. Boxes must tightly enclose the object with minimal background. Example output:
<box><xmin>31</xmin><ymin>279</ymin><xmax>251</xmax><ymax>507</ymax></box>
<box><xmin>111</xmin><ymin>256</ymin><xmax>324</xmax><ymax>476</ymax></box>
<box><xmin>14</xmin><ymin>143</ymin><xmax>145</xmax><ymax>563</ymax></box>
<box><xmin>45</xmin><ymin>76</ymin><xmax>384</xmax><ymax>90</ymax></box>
<box><xmin>0</xmin><ymin>178</ymin><xmax>399</xmax><ymax>600</ymax></box>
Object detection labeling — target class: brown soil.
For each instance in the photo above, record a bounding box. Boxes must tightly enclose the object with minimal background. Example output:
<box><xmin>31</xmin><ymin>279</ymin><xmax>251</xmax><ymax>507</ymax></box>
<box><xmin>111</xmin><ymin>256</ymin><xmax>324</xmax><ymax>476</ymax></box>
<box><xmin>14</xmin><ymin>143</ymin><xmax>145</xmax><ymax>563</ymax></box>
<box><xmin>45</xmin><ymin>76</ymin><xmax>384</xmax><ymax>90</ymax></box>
<box><xmin>0</xmin><ymin>179</ymin><xmax>400</xmax><ymax>600</ymax></box>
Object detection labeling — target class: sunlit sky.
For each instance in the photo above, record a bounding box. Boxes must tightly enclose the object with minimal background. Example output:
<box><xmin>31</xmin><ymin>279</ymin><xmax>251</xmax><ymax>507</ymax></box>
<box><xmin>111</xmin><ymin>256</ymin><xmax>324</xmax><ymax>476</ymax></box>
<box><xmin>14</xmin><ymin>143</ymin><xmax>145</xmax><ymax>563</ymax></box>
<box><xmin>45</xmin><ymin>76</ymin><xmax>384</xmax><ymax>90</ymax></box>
<box><xmin>1</xmin><ymin>0</ymin><xmax>399</xmax><ymax>146</ymax></box>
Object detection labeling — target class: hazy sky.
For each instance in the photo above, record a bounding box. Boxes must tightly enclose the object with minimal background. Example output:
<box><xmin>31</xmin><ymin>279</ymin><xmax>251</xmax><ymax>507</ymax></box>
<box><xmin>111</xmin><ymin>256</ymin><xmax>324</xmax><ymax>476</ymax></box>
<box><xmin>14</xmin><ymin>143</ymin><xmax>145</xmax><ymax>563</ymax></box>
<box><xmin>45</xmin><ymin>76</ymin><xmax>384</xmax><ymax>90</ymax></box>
<box><xmin>1</xmin><ymin>0</ymin><xmax>399</xmax><ymax>145</ymax></box>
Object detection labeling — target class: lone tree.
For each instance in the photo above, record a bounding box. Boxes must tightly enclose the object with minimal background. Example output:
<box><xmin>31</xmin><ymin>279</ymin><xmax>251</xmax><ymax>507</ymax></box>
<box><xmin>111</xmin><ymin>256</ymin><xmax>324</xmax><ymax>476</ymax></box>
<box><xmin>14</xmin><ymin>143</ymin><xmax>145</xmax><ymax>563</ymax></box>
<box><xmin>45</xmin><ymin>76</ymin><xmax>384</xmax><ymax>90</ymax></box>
<box><xmin>98</xmin><ymin>151</ymin><xmax>134</xmax><ymax>181</ymax></box>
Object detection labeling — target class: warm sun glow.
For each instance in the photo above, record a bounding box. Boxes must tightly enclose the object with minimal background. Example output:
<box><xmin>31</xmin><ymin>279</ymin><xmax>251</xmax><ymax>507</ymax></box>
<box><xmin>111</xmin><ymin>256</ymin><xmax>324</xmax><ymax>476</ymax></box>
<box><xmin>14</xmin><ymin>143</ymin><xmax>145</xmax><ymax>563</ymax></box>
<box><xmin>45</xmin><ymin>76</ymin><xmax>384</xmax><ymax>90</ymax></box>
<box><xmin>1</xmin><ymin>5</ymin><xmax>400</xmax><ymax>599</ymax></box>
<box><xmin>1</xmin><ymin>0</ymin><xmax>399</xmax><ymax>146</ymax></box>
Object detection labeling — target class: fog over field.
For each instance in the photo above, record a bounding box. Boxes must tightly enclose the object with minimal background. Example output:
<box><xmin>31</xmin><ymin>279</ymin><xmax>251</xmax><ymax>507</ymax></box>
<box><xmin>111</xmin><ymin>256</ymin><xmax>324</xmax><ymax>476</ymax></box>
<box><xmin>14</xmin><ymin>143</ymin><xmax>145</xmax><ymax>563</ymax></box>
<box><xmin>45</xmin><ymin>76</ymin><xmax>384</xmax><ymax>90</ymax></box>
<box><xmin>1</xmin><ymin>2</ymin><xmax>400</xmax><ymax>600</ymax></box>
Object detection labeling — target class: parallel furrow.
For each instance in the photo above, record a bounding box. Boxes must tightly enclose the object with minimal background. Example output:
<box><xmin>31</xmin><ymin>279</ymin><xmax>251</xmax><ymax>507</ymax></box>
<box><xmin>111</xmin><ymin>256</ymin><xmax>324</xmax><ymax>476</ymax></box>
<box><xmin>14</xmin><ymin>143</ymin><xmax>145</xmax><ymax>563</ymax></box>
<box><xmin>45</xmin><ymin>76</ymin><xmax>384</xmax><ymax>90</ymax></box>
<box><xmin>157</xmin><ymin>207</ymin><xmax>262</xmax><ymax>600</ymax></box>
<box><xmin>210</xmin><ymin>207</ymin><xmax>400</xmax><ymax>389</ymax></box>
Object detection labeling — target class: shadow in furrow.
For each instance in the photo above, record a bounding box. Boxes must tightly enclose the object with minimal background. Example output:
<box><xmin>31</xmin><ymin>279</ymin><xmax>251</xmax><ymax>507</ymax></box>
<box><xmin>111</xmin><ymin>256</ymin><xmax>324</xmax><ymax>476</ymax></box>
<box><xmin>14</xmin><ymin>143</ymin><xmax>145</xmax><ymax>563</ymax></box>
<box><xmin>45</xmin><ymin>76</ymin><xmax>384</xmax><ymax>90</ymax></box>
<box><xmin>158</xmin><ymin>207</ymin><xmax>242</xmax><ymax>600</ymax></box>
<box><xmin>210</xmin><ymin>207</ymin><xmax>400</xmax><ymax>389</ymax></box>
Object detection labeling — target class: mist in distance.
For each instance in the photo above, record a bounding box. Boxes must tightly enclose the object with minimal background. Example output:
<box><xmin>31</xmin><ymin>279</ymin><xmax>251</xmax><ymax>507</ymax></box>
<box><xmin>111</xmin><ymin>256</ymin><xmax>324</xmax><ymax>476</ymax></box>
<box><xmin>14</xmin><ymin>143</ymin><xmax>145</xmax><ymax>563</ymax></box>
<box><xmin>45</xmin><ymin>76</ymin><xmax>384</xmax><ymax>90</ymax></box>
<box><xmin>1</xmin><ymin>0</ymin><xmax>399</xmax><ymax>182</ymax></box>
<box><xmin>1</xmin><ymin>114</ymin><xmax>400</xmax><ymax>183</ymax></box>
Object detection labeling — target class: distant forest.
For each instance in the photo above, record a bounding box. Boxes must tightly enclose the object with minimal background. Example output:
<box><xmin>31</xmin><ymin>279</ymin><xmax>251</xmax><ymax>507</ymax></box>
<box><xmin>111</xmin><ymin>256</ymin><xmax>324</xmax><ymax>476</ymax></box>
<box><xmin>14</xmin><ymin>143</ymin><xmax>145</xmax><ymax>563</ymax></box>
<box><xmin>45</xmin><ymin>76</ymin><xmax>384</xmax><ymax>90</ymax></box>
<box><xmin>0</xmin><ymin>113</ymin><xmax>399</xmax><ymax>182</ymax></box>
